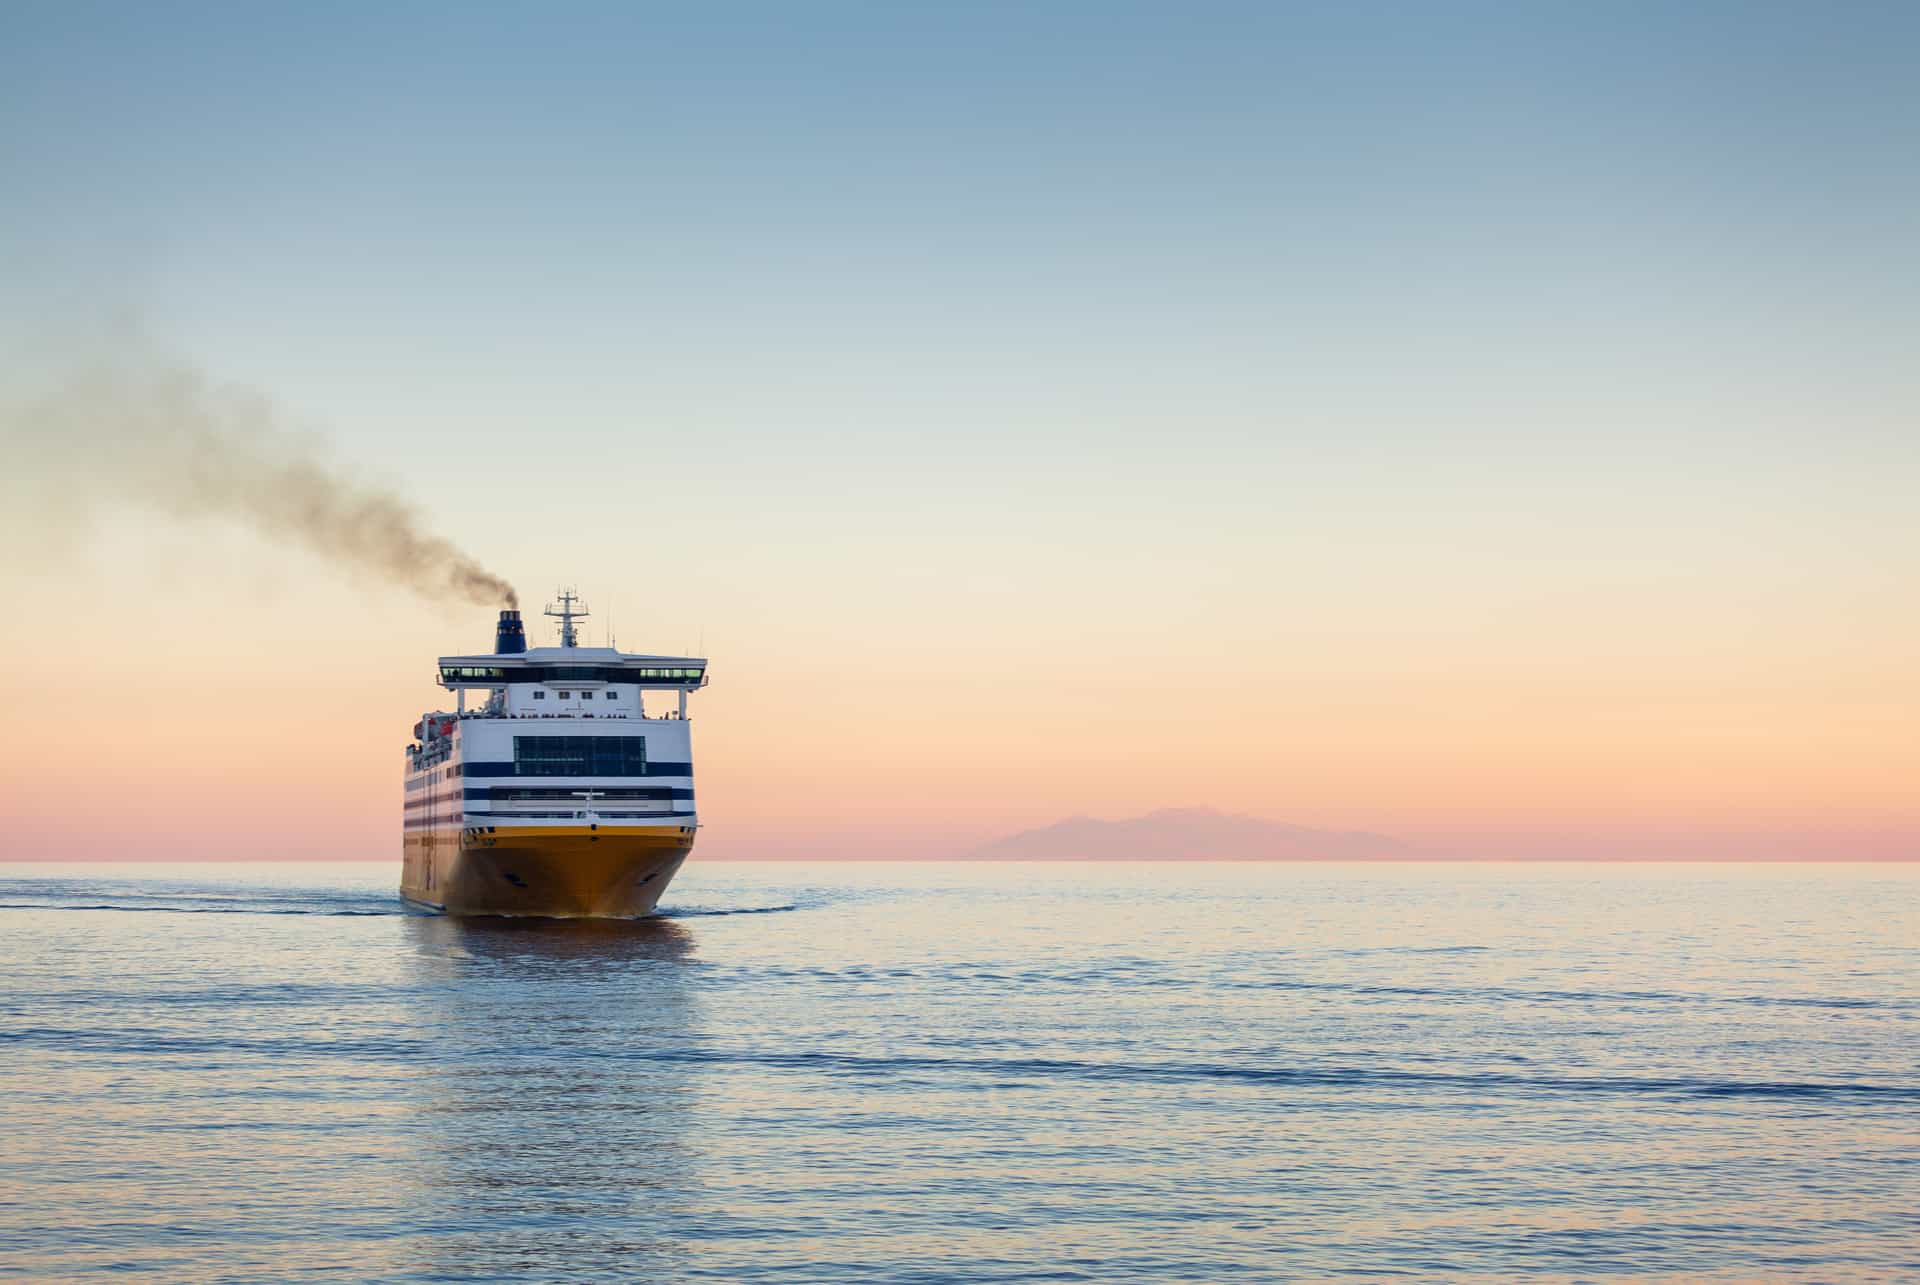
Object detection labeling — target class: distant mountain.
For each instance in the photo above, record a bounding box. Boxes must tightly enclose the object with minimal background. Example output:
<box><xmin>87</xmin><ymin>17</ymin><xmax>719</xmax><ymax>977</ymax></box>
<box><xmin>965</xmin><ymin>808</ymin><xmax>1423</xmax><ymax>861</ymax></box>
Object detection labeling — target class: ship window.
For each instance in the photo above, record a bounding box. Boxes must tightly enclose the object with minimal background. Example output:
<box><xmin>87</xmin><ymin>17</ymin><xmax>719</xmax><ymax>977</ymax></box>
<box><xmin>559</xmin><ymin>691</ymin><xmax>571</xmax><ymax>699</ymax></box>
<box><xmin>469</xmin><ymin>664</ymin><xmax>703</xmax><ymax>685</ymax></box>
<box><xmin>441</xmin><ymin>665</ymin><xmax>510</xmax><ymax>682</ymax></box>
<box><xmin>512</xmin><ymin>736</ymin><xmax>648</xmax><ymax>776</ymax></box>
<box><xmin>533</xmin><ymin>690</ymin><xmax>547</xmax><ymax>700</ymax></box>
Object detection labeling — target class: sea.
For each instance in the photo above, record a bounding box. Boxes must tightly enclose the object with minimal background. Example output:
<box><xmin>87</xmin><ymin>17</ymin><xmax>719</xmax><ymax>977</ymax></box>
<box><xmin>1</xmin><ymin>861</ymin><xmax>1915</xmax><ymax>1283</ymax></box>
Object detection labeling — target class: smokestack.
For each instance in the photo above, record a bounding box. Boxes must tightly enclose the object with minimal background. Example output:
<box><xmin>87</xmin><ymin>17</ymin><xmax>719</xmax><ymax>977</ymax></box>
<box><xmin>494</xmin><ymin>609</ymin><xmax>527</xmax><ymax>655</ymax></box>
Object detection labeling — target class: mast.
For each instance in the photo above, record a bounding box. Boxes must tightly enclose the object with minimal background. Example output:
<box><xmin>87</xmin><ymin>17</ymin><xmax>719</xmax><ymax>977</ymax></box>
<box><xmin>544</xmin><ymin>588</ymin><xmax>590</xmax><ymax>649</ymax></box>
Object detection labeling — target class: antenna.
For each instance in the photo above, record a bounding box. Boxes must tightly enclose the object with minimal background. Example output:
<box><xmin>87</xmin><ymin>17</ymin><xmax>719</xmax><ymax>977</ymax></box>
<box><xmin>543</xmin><ymin>587</ymin><xmax>590</xmax><ymax>649</ymax></box>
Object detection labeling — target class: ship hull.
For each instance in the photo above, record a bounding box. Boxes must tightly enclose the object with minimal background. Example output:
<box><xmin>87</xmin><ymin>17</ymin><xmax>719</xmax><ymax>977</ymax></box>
<box><xmin>402</xmin><ymin>825</ymin><xmax>695</xmax><ymax>919</ymax></box>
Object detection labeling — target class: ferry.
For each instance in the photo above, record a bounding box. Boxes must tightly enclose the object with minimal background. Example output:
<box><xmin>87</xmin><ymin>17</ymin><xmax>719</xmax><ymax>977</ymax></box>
<box><xmin>401</xmin><ymin>592</ymin><xmax>707</xmax><ymax>917</ymax></box>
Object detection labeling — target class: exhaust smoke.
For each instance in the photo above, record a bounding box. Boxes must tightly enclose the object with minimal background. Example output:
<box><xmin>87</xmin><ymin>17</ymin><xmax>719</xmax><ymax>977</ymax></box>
<box><xmin>4</xmin><ymin>357</ymin><xmax>517</xmax><ymax>609</ymax></box>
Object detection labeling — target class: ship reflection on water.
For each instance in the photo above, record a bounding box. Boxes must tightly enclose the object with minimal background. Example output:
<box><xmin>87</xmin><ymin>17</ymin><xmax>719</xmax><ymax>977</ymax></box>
<box><xmin>399</xmin><ymin>916</ymin><xmax>703</xmax><ymax>1281</ymax></box>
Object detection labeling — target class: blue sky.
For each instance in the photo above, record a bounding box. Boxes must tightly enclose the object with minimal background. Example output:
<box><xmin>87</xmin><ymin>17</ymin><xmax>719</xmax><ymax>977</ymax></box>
<box><xmin>7</xmin><ymin>4</ymin><xmax>1912</xmax><ymax>503</ymax></box>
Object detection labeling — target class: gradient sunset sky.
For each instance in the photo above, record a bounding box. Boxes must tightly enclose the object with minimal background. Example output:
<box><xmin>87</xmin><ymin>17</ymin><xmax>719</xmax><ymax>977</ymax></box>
<box><xmin>2</xmin><ymin>1</ymin><xmax>1914</xmax><ymax>860</ymax></box>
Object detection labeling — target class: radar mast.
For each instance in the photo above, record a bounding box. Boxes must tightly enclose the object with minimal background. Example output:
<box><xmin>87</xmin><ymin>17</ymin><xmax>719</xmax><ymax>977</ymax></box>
<box><xmin>544</xmin><ymin>588</ymin><xmax>590</xmax><ymax>649</ymax></box>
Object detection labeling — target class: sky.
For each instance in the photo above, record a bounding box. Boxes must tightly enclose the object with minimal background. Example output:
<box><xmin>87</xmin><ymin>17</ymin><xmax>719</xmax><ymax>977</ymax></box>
<box><xmin>1</xmin><ymin>1</ymin><xmax>1915</xmax><ymax>860</ymax></box>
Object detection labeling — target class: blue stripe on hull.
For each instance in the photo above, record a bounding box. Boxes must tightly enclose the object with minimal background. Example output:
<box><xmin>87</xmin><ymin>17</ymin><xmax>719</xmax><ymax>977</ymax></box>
<box><xmin>402</xmin><ymin>812</ymin><xmax>696</xmax><ymax>830</ymax></box>
<box><xmin>461</xmin><ymin>786</ymin><xmax>695</xmax><ymax>801</ymax></box>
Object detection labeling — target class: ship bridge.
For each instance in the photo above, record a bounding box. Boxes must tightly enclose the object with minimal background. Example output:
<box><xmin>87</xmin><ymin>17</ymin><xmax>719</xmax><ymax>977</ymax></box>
<box><xmin>436</xmin><ymin>651</ymin><xmax>708</xmax><ymax>690</ymax></box>
<box><xmin>436</xmin><ymin>596</ymin><xmax>708</xmax><ymax>721</ymax></box>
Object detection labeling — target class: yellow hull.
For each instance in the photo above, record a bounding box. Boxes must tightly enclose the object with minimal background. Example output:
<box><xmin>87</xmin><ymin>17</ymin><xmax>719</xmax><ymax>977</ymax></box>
<box><xmin>401</xmin><ymin>824</ymin><xmax>695</xmax><ymax>918</ymax></box>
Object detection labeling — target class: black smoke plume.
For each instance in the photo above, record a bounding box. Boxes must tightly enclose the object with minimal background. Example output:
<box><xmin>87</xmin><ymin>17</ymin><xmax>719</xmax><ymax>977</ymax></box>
<box><xmin>5</xmin><ymin>358</ymin><xmax>517</xmax><ymax>609</ymax></box>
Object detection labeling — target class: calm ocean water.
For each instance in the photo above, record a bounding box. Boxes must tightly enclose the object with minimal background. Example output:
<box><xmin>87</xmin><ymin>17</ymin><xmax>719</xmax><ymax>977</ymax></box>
<box><xmin>0</xmin><ymin>861</ymin><xmax>1915</xmax><ymax>1283</ymax></box>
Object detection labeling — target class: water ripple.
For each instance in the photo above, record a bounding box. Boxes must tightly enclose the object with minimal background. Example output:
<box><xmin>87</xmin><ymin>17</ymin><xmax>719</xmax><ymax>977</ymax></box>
<box><xmin>2</xmin><ymin>861</ymin><xmax>1916</xmax><ymax>1282</ymax></box>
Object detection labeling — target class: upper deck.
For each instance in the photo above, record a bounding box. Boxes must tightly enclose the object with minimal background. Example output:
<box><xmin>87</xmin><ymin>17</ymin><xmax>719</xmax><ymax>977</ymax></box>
<box><xmin>441</xmin><ymin>593</ymin><xmax>705</xmax><ymax>692</ymax></box>
<box><xmin>423</xmin><ymin>597</ymin><xmax>709</xmax><ymax>730</ymax></box>
<box><xmin>437</xmin><ymin>642</ymin><xmax>707</xmax><ymax>723</ymax></box>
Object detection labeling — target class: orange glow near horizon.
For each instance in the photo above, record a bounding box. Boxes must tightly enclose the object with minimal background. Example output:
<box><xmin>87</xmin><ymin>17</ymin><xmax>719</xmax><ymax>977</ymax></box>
<box><xmin>0</xmin><ymin>516</ymin><xmax>1912</xmax><ymax>863</ymax></box>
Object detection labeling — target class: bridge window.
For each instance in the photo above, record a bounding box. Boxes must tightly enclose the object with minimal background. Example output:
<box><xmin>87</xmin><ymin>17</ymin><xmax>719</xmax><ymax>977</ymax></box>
<box><xmin>440</xmin><ymin>665</ymin><xmax>510</xmax><ymax>682</ymax></box>
<box><xmin>441</xmin><ymin>663</ymin><xmax>704</xmax><ymax>685</ymax></box>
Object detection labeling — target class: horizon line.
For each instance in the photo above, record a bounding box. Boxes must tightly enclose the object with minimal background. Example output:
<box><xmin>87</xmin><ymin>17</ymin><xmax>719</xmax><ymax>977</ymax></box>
<box><xmin>3</xmin><ymin>856</ymin><xmax>1915</xmax><ymax>865</ymax></box>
